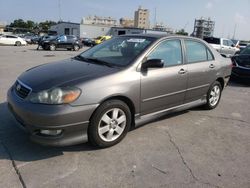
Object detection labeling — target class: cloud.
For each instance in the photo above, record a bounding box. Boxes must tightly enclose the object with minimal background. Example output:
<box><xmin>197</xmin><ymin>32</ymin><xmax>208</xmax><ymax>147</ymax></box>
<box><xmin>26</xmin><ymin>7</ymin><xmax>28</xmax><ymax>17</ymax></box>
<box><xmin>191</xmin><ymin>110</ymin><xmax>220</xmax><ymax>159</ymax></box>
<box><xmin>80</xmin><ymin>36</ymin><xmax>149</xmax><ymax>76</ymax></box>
<box><xmin>205</xmin><ymin>2</ymin><xmax>213</xmax><ymax>9</ymax></box>
<box><xmin>234</xmin><ymin>13</ymin><xmax>247</xmax><ymax>25</ymax></box>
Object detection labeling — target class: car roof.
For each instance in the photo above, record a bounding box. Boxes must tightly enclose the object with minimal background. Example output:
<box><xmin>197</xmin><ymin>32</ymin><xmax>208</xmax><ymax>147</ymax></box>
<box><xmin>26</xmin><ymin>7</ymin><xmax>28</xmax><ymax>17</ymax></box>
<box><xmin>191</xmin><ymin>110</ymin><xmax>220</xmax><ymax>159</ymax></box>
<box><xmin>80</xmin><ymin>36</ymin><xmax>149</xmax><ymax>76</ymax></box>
<box><xmin>119</xmin><ymin>33</ymin><xmax>198</xmax><ymax>40</ymax></box>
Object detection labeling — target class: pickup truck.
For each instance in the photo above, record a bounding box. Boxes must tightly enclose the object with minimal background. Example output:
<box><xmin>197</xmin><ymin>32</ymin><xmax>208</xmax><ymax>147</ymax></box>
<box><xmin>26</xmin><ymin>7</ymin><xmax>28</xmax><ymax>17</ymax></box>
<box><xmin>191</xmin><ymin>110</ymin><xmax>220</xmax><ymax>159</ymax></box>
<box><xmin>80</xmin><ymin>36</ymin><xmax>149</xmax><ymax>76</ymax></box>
<box><xmin>204</xmin><ymin>37</ymin><xmax>239</xmax><ymax>57</ymax></box>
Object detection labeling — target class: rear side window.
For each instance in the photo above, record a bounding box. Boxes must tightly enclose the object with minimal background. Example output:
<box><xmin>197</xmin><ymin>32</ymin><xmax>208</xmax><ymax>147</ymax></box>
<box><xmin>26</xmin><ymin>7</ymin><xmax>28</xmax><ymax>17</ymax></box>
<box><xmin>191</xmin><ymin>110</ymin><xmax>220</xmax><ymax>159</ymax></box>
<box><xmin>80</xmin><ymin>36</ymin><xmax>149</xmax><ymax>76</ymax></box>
<box><xmin>203</xmin><ymin>37</ymin><xmax>220</xmax><ymax>44</ymax></box>
<box><xmin>223</xmin><ymin>40</ymin><xmax>229</xmax><ymax>46</ymax></box>
<box><xmin>6</xmin><ymin>35</ymin><xmax>17</xmax><ymax>38</ymax></box>
<box><xmin>185</xmin><ymin>40</ymin><xmax>214</xmax><ymax>63</ymax></box>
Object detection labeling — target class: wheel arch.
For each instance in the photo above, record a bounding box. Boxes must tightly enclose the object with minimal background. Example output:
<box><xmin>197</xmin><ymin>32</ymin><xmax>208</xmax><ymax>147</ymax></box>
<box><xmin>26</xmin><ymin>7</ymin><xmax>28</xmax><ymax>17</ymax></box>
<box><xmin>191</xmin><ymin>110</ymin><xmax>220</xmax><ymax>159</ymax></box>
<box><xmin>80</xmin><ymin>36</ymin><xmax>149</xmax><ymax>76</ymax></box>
<box><xmin>216</xmin><ymin>77</ymin><xmax>225</xmax><ymax>89</ymax></box>
<box><xmin>89</xmin><ymin>95</ymin><xmax>136</xmax><ymax>127</ymax></box>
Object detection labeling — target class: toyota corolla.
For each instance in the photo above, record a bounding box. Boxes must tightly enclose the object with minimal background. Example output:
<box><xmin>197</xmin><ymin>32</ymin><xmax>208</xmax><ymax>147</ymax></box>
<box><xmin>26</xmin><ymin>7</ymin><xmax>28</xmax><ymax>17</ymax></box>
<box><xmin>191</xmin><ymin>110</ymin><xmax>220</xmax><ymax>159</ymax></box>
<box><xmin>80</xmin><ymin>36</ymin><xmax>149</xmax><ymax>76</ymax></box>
<box><xmin>7</xmin><ymin>34</ymin><xmax>232</xmax><ymax>148</ymax></box>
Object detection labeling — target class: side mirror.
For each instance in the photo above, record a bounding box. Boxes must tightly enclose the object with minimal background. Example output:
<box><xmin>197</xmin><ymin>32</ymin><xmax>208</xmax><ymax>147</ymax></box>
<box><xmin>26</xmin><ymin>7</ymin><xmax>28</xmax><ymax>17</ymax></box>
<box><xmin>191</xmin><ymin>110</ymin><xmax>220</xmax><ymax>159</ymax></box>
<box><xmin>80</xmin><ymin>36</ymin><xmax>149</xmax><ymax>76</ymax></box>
<box><xmin>231</xmin><ymin>44</ymin><xmax>235</xmax><ymax>47</ymax></box>
<box><xmin>221</xmin><ymin>54</ymin><xmax>227</xmax><ymax>58</ymax></box>
<box><xmin>141</xmin><ymin>59</ymin><xmax>164</xmax><ymax>71</ymax></box>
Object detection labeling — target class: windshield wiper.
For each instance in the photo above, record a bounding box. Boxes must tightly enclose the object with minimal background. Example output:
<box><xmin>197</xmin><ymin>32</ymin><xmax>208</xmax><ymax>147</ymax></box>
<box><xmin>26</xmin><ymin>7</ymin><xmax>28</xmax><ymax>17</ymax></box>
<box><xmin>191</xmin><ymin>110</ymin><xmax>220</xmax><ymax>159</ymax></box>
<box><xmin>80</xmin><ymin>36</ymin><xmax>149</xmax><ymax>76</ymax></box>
<box><xmin>74</xmin><ymin>56</ymin><xmax>114</xmax><ymax>67</ymax></box>
<box><xmin>73</xmin><ymin>55</ymin><xmax>90</xmax><ymax>62</ymax></box>
<box><xmin>84</xmin><ymin>57</ymin><xmax>114</xmax><ymax>67</ymax></box>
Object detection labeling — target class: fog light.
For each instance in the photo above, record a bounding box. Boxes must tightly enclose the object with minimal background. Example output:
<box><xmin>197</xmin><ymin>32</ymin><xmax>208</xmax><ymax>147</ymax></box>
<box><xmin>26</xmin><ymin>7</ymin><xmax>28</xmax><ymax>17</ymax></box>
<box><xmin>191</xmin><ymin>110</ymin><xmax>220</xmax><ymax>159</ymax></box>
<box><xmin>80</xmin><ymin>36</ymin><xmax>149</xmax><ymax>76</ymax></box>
<box><xmin>40</xmin><ymin>129</ymin><xmax>62</xmax><ymax>136</ymax></box>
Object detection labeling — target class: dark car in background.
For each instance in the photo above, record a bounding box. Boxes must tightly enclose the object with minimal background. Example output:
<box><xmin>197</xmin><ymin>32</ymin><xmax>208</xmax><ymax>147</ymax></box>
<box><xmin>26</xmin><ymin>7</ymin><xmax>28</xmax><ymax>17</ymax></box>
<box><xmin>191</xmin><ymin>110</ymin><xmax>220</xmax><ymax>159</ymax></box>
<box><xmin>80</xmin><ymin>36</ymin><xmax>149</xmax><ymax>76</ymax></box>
<box><xmin>231</xmin><ymin>45</ymin><xmax>250</xmax><ymax>82</ymax></box>
<box><xmin>41</xmin><ymin>35</ymin><xmax>82</xmax><ymax>51</ymax></box>
<box><xmin>82</xmin><ymin>37</ymin><xmax>94</xmax><ymax>47</ymax></box>
<box><xmin>7</xmin><ymin>34</ymin><xmax>232</xmax><ymax>148</ymax></box>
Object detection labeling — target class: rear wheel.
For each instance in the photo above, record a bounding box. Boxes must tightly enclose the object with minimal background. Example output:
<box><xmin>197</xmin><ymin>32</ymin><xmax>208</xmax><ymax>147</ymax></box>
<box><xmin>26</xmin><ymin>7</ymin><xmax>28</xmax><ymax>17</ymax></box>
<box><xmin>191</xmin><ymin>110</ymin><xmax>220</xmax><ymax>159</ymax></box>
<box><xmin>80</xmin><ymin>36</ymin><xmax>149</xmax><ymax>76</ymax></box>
<box><xmin>204</xmin><ymin>81</ymin><xmax>222</xmax><ymax>110</ymax></box>
<box><xmin>49</xmin><ymin>44</ymin><xmax>56</xmax><ymax>51</ymax></box>
<box><xmin>88</xmin><ymin>100</ymin><xmax>131</xmax><ymax>148</ymax></box>
<box><xmin>15</xmin><ymin>41</ymin><xmax>21</xmax><ymax>46</ymax></box>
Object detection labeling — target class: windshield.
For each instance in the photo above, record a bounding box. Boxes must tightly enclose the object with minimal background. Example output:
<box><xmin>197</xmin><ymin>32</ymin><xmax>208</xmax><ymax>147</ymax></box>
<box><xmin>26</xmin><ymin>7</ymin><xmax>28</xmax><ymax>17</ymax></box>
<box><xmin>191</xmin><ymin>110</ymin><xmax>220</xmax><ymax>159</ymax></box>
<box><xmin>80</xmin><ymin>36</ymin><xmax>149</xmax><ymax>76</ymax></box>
<box><xmin>78</xmin><ymin>36</ymin><xmax>155</xmax><ymax>67</ymax></box>
<box><xmin>240</xmin><ymin>45</ymin><xmax>250</xmax><ymax>55</ymax></box>
<box><xmin>203</xmin><ymin>37</ymin><xmax>220</xmax><ymax>44</ymax></box>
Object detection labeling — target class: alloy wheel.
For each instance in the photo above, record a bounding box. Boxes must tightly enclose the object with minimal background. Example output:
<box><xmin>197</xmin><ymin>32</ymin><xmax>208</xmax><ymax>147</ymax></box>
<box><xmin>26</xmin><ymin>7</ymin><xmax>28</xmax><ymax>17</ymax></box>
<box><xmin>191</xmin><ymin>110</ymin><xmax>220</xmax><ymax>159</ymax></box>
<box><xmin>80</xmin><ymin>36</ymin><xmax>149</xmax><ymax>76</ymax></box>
<box><xmin>209</xmin><ymin>85</ymin><xmax>220</xmax><ymax>107</ymax></box>
<box><xmin>98</xmin><ymin>108</ymin><xmax>126</xmax><ymax>142</ymax></box>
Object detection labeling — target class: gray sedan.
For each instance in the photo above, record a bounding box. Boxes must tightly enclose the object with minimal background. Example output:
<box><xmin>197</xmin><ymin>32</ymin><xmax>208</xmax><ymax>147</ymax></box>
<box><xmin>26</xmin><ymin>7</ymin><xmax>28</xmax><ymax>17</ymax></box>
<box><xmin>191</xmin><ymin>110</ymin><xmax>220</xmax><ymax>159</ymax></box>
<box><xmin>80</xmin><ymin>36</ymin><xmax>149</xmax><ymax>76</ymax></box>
<box><xmin>7</xmin><ymin>34</ymin><xmax>232</xmax><ymax>148</ymax></box>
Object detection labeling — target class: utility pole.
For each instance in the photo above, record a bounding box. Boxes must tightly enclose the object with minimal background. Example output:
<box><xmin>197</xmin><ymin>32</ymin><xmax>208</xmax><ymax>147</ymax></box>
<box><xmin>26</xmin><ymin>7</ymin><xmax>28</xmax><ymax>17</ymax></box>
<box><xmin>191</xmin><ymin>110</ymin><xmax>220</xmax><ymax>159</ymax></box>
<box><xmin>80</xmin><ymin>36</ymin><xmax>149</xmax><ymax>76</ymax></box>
<box><xmin>154</xmin><ymin>7</ymin><xmax>157</xmax><ymax>27</ymax></box>
<box><xmin>233</xmin><ymin>24</ymin><xmax>237</xmax><ymax>39</ymax></box>
<box><xmin>58</xmin><ymin>0</ymin><xmax>62</xmax><ymax>22</ymax></box>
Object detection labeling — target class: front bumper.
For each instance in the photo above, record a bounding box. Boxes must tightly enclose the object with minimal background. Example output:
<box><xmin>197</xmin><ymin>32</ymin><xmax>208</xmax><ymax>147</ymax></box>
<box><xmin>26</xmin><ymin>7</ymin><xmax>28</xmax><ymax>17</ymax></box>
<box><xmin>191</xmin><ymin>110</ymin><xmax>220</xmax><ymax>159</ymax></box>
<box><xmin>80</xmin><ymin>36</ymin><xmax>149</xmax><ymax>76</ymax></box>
<box><xmin>7</xmin><ymin>87</ymin><xmax>98</xmax><ymax>146</ymax></box>
<box><xmin>231</xmin><ymin>67</ymin><xmax>250</xmax><ymax>80</ymax></box>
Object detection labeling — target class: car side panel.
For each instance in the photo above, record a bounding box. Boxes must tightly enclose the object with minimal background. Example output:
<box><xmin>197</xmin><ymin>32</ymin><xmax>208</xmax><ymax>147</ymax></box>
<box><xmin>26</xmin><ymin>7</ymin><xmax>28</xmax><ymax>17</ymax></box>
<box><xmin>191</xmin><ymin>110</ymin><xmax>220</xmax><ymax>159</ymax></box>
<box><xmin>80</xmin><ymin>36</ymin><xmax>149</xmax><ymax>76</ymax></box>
<box><xmin>185</xmin><ymin>60</ymin><xmax>217</xmax><ymax>103</ymax></box>
<box><xmin>140</xmin><ymin>65</ymin><xmax>188</xmax><ymax>115</ymax></box>
<box><xmin>71</xmin><ymin>69</ymin><xmax>141</xmax><ymax>114</ymax></box>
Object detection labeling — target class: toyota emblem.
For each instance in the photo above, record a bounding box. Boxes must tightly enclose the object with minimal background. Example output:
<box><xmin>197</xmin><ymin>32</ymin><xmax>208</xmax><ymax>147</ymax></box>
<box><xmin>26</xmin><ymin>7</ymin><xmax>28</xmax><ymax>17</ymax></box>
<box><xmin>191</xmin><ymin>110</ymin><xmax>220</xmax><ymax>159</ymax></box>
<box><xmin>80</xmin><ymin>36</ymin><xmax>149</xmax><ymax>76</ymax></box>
<box><xmin>16</xmin><ymin>84</ymin><xmax>21</xmax><ymax>91</ymax></box>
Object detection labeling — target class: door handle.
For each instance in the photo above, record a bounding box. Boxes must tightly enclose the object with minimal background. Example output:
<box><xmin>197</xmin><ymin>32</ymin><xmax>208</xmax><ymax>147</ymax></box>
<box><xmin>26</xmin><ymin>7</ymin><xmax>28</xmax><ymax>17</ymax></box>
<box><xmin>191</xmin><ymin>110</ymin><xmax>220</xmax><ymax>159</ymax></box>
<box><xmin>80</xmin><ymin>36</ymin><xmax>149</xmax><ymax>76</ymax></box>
<box><xmin>178</xmin><ymin>69</ymin><xmax>187</xmax><ymax>74</ymax></box>
<box><xmin>209</xmin><ymin>64</ymin><xmax>215</xmax><ymax>68</ymax></box>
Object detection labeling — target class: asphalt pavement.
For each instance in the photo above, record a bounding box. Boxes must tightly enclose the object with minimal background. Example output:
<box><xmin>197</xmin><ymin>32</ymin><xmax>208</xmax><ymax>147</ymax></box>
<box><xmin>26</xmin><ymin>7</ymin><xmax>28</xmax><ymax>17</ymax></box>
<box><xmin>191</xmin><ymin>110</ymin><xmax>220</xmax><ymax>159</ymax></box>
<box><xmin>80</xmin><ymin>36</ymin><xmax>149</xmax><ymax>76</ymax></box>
<box><xmin>0</xmin><ymin>45</ymin><xmax>249</xmax><ymax>188</ymax></box>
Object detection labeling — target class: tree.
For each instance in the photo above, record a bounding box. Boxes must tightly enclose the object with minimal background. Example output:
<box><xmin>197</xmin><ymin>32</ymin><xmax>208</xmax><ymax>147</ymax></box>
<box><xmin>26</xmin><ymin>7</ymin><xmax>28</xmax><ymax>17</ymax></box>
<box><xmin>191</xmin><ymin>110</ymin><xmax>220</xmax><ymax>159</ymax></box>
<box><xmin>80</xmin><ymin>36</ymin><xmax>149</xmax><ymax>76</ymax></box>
<box><xmin>9</xmin><ymin>19</ymin><xmax>27</xmax><ymax>28</ymax></box>
<box><xmin>175</xmin><ymin>29</ymin><xmax>188</xmax><ymax>36</ymax></box>
<box><xmin>38</xmin><ymin>20</ymin><xmax>57</xmax><ymax>32</ymax></box>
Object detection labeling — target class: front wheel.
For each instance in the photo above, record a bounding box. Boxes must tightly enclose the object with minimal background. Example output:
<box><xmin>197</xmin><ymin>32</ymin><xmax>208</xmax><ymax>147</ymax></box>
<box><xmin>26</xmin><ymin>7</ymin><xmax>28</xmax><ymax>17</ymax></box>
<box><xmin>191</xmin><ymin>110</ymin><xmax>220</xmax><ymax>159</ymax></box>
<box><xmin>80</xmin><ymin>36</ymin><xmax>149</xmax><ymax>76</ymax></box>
<box><xmin>88</xmin><ymin>100</ymin><xmax>131</xmax><ymax>148</ymax></box>
<box><xmin>204</xmin><ymin>81</ymin><xmax>222</xmax><ymax>110</ymax></box>
<box><xmin>49</xmin><ymin>44</ymin><xmax>56</xmax><ymax>51</ymax></box>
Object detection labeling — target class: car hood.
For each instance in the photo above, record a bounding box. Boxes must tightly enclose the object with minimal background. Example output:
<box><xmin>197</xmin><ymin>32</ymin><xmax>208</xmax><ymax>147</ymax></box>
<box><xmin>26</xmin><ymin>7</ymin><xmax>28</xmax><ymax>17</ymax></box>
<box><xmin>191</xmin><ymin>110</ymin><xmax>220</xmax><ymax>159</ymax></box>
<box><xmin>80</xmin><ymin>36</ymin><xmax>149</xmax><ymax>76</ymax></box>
<box><xmin>18</xmin><ymin>58</ymin><xmax>118</xmax><ymax>92</ymax></box>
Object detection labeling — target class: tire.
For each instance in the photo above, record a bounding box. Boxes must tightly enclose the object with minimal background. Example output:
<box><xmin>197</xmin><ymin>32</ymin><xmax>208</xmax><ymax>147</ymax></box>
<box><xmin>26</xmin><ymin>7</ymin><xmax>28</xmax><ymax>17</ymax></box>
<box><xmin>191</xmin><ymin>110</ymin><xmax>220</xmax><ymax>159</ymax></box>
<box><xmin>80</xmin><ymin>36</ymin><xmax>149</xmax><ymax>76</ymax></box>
<box><xmin>67</xmin><ymin>48</ymin><xmax>72</xmax><ymax>51</ymax></box>
<box><xmin>15</xmin><ymin>41</ymin><xmax>21</xmax><ymax>46</ymax></box>
<box><xmin>49</xmin><ymin>44</ymin><xmax>56</xmax><ymax>51</ymax></box>
<box><xmin>73</xmin><ymin>44</ymin><xmax>80</xmax><ymax>51</ymax></box>
<box><xmin>204</xmin><ymin>81</ymin><xmax>222</xmax><ymax>110</ymax></box>
<box><xmin>88</xmin><ymin>100</ymin><xmax>131</xmax><ymax>148</ymax></box>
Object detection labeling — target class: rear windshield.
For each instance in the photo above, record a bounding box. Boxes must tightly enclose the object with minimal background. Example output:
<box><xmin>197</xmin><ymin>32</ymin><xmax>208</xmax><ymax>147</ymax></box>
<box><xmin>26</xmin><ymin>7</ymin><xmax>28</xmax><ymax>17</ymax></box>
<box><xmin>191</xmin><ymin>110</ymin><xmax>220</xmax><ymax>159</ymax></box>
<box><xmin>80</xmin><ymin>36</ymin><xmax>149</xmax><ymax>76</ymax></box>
<box><xmin>203</xmin><ymin>37</ymin><xmax>220</xmax><ymax>45</ymax></box>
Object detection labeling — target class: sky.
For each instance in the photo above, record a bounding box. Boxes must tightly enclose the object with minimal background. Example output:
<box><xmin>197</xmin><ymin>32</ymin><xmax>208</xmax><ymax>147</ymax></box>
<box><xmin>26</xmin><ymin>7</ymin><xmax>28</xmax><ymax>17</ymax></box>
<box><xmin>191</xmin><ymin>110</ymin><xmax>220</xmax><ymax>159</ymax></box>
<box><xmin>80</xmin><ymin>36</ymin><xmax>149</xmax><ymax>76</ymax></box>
<box><xmin>0</xmin><ymin>0</ymin><xmax>250</xmax><ymax>40</ymax></box>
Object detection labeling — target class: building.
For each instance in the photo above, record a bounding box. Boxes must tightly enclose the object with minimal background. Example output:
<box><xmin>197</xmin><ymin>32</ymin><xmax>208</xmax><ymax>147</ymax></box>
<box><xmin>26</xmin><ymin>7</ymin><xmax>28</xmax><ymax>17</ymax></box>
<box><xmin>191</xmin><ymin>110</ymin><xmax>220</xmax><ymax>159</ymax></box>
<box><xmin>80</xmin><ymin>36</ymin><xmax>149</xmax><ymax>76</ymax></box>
<box><xmin>80</xmin><ymin>24</ymin><xmax>112</xmax><ymax>38</ymax></box>
<box><xmin>49</xmin><ymin>21</ymin><xmax>80</xmax><ymax>37</ymax></box>
<box><xmin>80</xmin><ymin>24</ymin><xmax>171</xmax><ymax>39</ymax></box>
<box><xmin>134</xmin><ymin>6</ymin><xmax>150</xmax><ymax>29</ymax></box>
<box><xmin>152</xmin><ymin>23</ymin><xmax>174</xmax><ymax>34</ymax></box>
<box><xmin>192</xmin><ymin>17</ymin><xmax>215</xmax><ymax>39</ymax></box>
<box><xmin>81</xmin><ymin>16</ymin><xmax>117</xmax><ymax>26</ymax></box>
<box><xmin>0</xmin><ymin>22</ymin><xmax>5</xmax><ymax>33</ymax></box>
<box><xmin>119</xmin><ymin>18</ymin><xmax>135</xmax><ymax>27</ymax></box>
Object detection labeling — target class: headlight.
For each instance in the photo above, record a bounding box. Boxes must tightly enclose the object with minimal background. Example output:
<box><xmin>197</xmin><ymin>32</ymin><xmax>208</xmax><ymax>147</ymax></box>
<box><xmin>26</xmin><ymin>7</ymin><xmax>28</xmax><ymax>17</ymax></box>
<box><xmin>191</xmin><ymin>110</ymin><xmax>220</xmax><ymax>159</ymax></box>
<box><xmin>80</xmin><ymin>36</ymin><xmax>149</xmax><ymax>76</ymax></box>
<box><xmin>29</xmin><ymin>87</ymin><xmax>81</xmax><ymax>104</ymax></box>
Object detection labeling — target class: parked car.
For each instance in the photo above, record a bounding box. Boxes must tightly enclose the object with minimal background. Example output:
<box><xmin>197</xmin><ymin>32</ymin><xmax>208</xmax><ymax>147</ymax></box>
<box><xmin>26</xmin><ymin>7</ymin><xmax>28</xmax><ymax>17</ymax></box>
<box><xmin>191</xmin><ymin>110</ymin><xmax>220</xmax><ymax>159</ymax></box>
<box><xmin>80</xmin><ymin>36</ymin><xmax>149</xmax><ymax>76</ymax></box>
<box><xmin>204</xmin><ymin>37</ymin><xmax>239</xmax><ymax>57</ymax></box>
<box><xmin>7</xmin><ymin>34</ymin><xmax>232</xmax><ymax>148</ymax></box>
<box><xmin>0</xmin><ymin>35</ymin><xmax>27</xmax><ymax>46</ymax></box>
<box><xmin>22</xmin><ymin>35</ymin><xmax>34</xmax><ymax>44</ymax></box>
<box><xmin>94</xmin><ymin>35</ymin><xmax>112</xmax><ymax>45</ymax></box>
<box><xmin>41</xmin><ymin>35</ymin><xmax>82</xmax><ymax>51</ymax></box>
<box><xmin>82</xmin><ymin>37</ymin><xmax>94</xmax><ymax>47</ymax></box>
<box><xmin>231</xmin><ymin>44</ymin><xmax>250</xmax><ymax>82</ymax></box>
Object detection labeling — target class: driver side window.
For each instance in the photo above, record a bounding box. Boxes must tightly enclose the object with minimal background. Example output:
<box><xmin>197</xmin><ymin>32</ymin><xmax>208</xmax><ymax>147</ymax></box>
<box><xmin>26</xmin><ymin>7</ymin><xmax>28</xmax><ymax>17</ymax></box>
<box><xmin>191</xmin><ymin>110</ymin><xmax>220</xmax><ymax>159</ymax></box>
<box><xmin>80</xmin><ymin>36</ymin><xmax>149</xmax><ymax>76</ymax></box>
<box><xmin>147</xmin><ymin>39</ymin><xmax>183</xmax><ymax>67</ymax></box>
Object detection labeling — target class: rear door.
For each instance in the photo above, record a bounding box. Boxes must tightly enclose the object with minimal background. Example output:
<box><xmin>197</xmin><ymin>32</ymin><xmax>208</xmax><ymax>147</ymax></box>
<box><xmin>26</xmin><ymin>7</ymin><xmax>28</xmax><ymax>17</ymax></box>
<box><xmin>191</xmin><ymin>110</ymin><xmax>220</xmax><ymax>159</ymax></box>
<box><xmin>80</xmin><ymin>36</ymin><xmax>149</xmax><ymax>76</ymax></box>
<box><xmin>0</xmin><ymin>35</ymin><xmax>8</xmax><ymax>44</ymax></box>
<box><xmin>6</xmin><ymin>35</ymin><xmax>17</xmax><ymax>45</ymax></box>
<box><xmin>184</xmin><ymin>39</ymin><xmax>217</xmax><ymax>103</ymax></box>
<box><xmin>57</xmin><ymin>35</ymin><xmax>67</xmax><ymax>48</ymax></box>
<box><xmin>140</xmin><ymin>39</ymin><xmax>188</xmax><ymax>115</ymax></box>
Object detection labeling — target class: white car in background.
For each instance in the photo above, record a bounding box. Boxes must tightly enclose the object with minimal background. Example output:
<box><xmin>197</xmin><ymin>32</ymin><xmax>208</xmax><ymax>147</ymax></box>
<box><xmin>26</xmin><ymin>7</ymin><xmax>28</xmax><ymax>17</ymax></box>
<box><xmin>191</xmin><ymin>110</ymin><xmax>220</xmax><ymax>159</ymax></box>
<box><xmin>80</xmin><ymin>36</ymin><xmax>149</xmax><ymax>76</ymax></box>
<box><xmin>0</xmin><ymin>35</ymin><xmax>27</xmax><ymax>46</ymax></box>
<box><xmin>204</xmin><ymin>37</ymin><xmax>239</xmax><ymax>57</ymax></box>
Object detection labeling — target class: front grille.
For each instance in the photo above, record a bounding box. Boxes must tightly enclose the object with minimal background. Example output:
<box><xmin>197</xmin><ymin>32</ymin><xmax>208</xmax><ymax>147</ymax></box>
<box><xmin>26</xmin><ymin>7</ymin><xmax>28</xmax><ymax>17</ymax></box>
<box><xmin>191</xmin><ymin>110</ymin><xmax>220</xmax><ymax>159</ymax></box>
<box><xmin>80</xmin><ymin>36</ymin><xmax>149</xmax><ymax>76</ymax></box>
<box><xmin>14</xmin><ymin>80</ymin><xmax>32</xmax><ymax>99</ymax></box>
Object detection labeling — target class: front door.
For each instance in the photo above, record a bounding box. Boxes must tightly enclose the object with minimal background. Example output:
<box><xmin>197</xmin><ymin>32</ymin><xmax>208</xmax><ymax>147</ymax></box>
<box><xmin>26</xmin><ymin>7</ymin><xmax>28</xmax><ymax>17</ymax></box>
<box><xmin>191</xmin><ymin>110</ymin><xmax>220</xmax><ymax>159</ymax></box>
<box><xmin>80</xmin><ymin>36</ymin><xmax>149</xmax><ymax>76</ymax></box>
<box><xmin>140</xmin><ymin>39</ymin><xmax>188</xmax><ymax>115</ymax></box>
